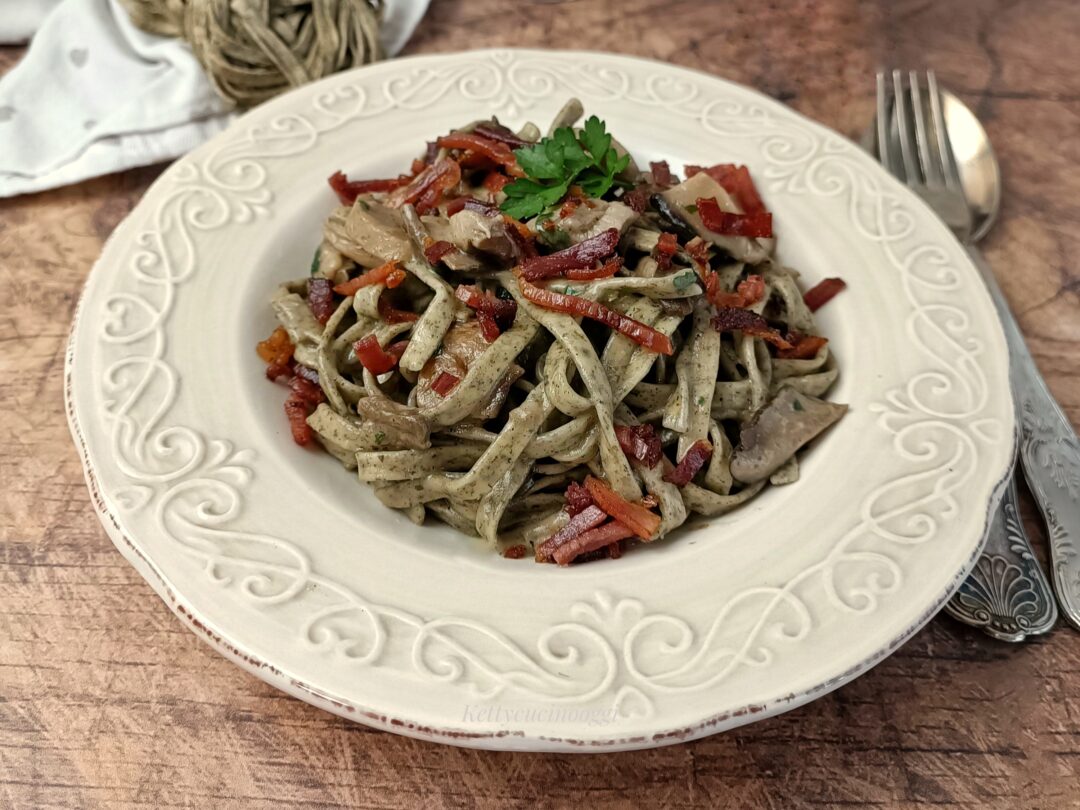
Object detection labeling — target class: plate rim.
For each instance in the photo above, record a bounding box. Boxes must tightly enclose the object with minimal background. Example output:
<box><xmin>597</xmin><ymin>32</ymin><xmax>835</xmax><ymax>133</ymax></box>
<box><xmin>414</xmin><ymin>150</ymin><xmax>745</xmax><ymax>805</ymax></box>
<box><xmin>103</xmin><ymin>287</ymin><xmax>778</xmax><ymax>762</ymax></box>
<box><xmin>65</xmin><ymin>46</ymin><xmax>1015</xmax><ymax>751</ymax></box>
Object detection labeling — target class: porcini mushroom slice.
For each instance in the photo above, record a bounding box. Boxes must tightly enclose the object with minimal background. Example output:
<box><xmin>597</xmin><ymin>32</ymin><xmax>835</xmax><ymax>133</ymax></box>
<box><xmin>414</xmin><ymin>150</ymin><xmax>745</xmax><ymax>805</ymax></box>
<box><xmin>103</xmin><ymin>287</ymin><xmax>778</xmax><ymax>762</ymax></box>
<box><xmin>730</xmin><ymin>387</ymin><xmax>847</xmax><ymax>484</ymax></box>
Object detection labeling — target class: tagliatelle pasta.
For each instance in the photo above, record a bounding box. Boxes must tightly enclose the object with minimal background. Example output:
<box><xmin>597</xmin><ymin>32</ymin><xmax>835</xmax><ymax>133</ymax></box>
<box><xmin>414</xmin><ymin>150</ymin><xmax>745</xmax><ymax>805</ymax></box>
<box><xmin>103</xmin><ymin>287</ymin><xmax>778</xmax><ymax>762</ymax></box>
<box><xmin>259</xmin><ymin>99</ymin><xmax>848</xmax><ymax>564</ymax></box>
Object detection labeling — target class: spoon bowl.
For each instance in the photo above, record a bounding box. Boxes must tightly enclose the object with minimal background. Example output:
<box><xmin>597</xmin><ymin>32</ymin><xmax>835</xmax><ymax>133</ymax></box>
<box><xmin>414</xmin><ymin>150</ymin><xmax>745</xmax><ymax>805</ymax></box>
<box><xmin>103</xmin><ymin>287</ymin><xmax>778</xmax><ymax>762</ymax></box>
<box><xmin>941</xmin><ymin>90</ymin><xmax>1001</xmax><ymax>241</ymax></box>
<box><xmin>863</xmin><ymin>86</ymin><xmax>1002</xmax><ymax>242</ymax></box>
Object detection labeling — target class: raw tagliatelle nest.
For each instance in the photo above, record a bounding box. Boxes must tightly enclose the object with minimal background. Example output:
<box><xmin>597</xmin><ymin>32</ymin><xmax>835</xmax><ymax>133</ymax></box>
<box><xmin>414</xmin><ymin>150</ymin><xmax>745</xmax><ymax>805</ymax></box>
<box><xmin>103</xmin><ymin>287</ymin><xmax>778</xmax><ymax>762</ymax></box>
<box><xmin>119</xmin><ymin>0</ymin><xmax>383</xmax><ymax>107</ymax></box>
<box><xmin>258</xmin><ymin>99</ymin><xmax>848</xmax><ymax>565</ymax></box>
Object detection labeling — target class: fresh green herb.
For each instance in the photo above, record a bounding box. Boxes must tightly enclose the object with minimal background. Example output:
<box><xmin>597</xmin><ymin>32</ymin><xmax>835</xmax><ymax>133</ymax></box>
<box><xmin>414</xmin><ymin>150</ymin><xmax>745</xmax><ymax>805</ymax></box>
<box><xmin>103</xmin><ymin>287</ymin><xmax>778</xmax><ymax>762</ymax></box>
<box><xmin>696</xmin><ymin>396</ymin><xmax>706</xmax><ymax>407</ymax></box>
<box><xmin>672</xmin><ymin>271</ymin><xmax>697</xmax><ymax>290</ymax></box>
<box><xmin>684</xmin><ymin>203</ymin><xmax>698</xmax><ymax>214</ymax></box>
<box><xmin>536</xmin><ymin>226</ymin><xmax>572</xmax><ymax>251</ymax></box>
<box><xmin>500</xmin><ymin>115</ymin><xmax>632</xmax><ymax>221</ymax></box>
<box><xmin>357</xmin><ymin>199</ymin><xmax>370</xmax><ymax>211</ymax></box>
<box><xmin>309</xmin><ymin>247</ymin><xmax>321</xmax><ymax>276</ymax></box>
<box><xmin>374</xmin><ymin>431</ymin><xmax>386</xmax><ymax>444</ymax></box>
<box><xmin>792</xmin><ymin>399</ymin><xmax>804</xmax><ymax>412</ymax></box>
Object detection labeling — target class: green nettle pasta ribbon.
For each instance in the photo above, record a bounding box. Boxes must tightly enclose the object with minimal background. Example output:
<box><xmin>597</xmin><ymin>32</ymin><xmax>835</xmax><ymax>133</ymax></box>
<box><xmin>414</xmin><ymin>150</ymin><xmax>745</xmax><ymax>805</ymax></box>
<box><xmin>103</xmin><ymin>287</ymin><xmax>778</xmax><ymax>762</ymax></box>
<box><xmin>266</xmin><ymin>98</ymin><xmax>844</xmax><ymax>560</ymax></box>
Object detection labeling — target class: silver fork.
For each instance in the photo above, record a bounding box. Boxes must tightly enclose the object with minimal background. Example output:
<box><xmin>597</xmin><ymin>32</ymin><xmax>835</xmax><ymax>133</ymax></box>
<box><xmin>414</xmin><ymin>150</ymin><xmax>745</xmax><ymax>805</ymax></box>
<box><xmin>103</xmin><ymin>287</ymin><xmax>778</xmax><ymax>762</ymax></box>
<box><xmin>874</xmin><ymin>70</ymin><xmax>1059</xmax><ymax>641</ymax></box>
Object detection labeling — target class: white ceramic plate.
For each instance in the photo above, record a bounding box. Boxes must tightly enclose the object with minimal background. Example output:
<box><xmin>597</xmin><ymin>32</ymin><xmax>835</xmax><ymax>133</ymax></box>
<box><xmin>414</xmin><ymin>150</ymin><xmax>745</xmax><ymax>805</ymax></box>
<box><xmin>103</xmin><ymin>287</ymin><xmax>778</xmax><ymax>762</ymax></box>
<box><xmin>67</xmin><ymin>49</ymin><xmax>1013</xmax><ymax>751</ymax></box>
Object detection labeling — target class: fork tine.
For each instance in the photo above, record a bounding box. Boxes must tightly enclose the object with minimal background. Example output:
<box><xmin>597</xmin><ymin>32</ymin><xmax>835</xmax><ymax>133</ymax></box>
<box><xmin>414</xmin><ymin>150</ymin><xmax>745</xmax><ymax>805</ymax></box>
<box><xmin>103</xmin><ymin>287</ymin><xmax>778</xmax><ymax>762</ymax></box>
<box><xmin>875</xmin><ymin>71</ymin><xmax>894</xmax><ymax>173</ymax></box>
<box><xmin>892</xmin><ymin>70</ymin><xmax>920</xmax><ymax>184</ymax></box>
<box><xmin>927</xmin><ymin>71</ymin><xmax>963</xmax><ymax>191</ymax></box>
<box><xmin>909</xmin><ymin>71</ymin><xmax>942</xmax><ymax>186</ymax></box>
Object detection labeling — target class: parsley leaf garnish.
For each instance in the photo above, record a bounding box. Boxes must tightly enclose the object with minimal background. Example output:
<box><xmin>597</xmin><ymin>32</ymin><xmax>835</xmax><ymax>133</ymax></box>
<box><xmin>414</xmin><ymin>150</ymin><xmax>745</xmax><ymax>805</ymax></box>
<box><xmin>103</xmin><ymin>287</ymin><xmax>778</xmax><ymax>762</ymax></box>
<box><xmin>500</xmin><ymin>115</ymin><xmax>631</xmax><ymax>221</ymax></box>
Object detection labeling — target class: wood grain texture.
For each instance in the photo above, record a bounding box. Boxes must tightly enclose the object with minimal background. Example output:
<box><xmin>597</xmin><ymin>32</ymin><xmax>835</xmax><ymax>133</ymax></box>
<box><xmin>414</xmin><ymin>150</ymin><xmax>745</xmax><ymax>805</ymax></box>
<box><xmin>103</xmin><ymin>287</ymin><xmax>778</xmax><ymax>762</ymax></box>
<box><xmin>1</xmin><ymin>1</ymin><xmax>1079</xmax><ymax>807</ymax></box>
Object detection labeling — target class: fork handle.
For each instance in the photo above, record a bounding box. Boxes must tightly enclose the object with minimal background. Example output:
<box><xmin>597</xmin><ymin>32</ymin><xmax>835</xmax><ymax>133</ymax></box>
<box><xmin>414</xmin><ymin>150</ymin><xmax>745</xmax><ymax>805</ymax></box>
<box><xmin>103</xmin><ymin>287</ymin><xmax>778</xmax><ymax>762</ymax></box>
<box><xmin>967</xmin><ymin>246</ymin><xmax>1080</xmax><ymax>630</ymax></box>
<box><xmin>945</xmin><ymin>469</ymin><xmax>1057</xmax><ymax>640</ymax></box>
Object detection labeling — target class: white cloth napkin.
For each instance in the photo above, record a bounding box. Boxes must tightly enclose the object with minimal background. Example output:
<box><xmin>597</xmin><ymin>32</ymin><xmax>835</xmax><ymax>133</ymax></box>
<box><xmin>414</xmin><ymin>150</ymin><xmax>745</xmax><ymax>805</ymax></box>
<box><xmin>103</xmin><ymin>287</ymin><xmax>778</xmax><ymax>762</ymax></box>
<box><xmin>0</xmin><ymin>0</ymin><xmax>429</xmax><ymax>198</ymax></box>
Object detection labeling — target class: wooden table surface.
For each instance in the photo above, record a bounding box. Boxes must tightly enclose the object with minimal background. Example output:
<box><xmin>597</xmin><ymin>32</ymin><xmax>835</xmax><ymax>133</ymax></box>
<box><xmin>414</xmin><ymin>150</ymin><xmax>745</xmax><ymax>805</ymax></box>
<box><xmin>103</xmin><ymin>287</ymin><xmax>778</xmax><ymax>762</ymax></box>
<box><xmin>2</xmin><ymin>1</ymin><xmax>1079</xmax><ymax>807</ymax></box>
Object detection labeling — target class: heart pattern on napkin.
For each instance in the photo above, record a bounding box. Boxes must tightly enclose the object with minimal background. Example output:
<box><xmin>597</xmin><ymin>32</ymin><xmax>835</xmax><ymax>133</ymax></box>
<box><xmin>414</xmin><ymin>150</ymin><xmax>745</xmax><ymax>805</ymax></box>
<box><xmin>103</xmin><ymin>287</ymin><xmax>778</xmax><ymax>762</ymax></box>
<box><xmin>69</xmin><ymin>47</ymin><xmax>88</xmax><ymax>67</ymax></box>
<box><xmin>0</xmin><ymin>106</ymin><xmax>14</xmax><ymax>123</ymax></box>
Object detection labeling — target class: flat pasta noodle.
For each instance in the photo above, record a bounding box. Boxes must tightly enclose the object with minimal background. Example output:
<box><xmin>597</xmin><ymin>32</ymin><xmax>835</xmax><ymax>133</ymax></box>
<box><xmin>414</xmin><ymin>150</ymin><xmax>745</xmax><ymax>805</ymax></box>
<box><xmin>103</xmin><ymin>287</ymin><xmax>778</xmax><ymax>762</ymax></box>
<box><xmin>262</xmin><ymin>100</ymin><xmax>846</xmax><ymax>561</ymax></box>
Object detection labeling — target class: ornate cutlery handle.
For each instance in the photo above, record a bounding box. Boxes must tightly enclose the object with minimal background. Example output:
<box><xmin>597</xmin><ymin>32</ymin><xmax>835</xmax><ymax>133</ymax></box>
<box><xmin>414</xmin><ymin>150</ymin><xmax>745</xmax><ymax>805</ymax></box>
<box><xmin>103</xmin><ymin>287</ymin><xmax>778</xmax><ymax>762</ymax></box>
<box><xmin>967</xmin><ymin>247</ymin><xmax>1080</xmax><ymax>629</ymax></box>
<box><xmin>945</xmin><ymin>472</ymin><xmax>1057</xmax><ymax>641</ymax></box>
<box><xmin>1016</xmin><ymin>368</ymin><xmax>1080</xmax><ymax>629</ymax></box>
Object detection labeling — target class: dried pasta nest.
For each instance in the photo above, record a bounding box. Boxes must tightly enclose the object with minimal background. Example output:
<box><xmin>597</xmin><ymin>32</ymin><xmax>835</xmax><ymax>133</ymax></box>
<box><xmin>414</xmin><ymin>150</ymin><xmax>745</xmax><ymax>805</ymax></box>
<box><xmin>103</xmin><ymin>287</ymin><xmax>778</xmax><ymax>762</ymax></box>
<box><xmin>119</xmin><ymin>0</ymin><xmax>384</xmax><ymax>107</ymax></box>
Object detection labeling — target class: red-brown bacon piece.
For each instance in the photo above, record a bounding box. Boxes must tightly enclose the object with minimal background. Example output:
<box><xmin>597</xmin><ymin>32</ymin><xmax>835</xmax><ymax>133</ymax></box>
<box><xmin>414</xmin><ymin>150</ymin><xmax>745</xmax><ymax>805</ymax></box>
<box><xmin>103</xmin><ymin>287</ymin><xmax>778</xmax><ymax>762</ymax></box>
<box><xmin>257</xmin><ymin>326</ymin><xmax>294</xmax><ymax>367</ymax></box>
<box><xmin>696</xmin><ymin>197</ymin><xmax>773</xmax><ymax>238</ymax></box>
<box><xmin>483</xmin><ymin>171</ymin><xmax>511</xmax><ymax>193</ymax></box>
<box><xmin>327</xmin><ymin>170</ymin><xmax>411</xmax><ymax>205</ymax></box>
<box><xmin>663</xmin><ymin>440</ymin><xmax>713</xmax><ymax>486</ymax></box>
<box><xmin>386</xmin><ymin>158</ymin><xmax>462</xmax><ymax>214</ymax></box>
<box><xmin>537</xmin><ymin>504</ymin><xmax>608</xmax><ymax>561</ymax></box>
<box><xmin>283</xmin><ymin>375</ymin><xmax>325</xmax><ymax>446</ymax></box>
<box><xmin>686</xmin><ymin>164</ymin><xmax>767</xmax><ymax>215</ymax></box>
<box><xmin>502</xmin><ymin>544</ymin><xmax>529</xmax><ymax>559</ymax></box>
<box><xmin>622</xmin><ymin>186</ymin><xmax>651</xmax><ymax>214</ymax></box>
<box><xmin>472</xmin><ymin>122</ymin><xmax>530</xmax><ymax>149</ymax></box>
<box><xmin>563</xmin><ymin>481</ymin><xmax>595</xmax><ymax>517</ymax></box>
<box><xmin>654</xmin><ymin>231</ymin><xmax>678</xmax><ymax>272</ymax></box>
<box><xmin>446</xmin><ymin>196</ymin><xmax>500</xmax><ymax>217</ymax></box>
<box><xmin>583</xmin><ymin>476</ymin><xmax>661</xmax><ymax>540</ymax></box>
<box><xmin>711</xmin><ymin>306</ymin><xmax>793</xmax><ymax>350</ymax></box>
<box><xmin>564</xmin><ymin>256</ymin><xmax>622</xmax><ymax>281</ymax></box>
<box><xmin>518</xmin><ymin>228</ymin><xmax>620</xmax><ymax>281</ymax></box>
<box><xmin>502</xmin><ymin>215</ymin><xmax>538</xmax><ymax>259</ymax></box>
<box><xmin>514</xmin><ymin>272</ymin><xmax>674</xmax><ymax>355</ymax></box>
<box><xmin>423</xmin><ymin>240</ymin><xmax>456</xmax><ymax>266</ymax></box>
<box><xmin>802</xmin><ymin>277</ymin><xmax>847</xmax><ymax>312</ymax></box>
<box><xmin>332</xmin><ymin>260</ymin><xmax>406</xmax><ymax>295</ymax></box>
<box><xmin>614</xmin><ymin>424</ymin><xmax>663</xmax><ymax>467</ymax></box>
<box><xmin>430</xmin><ymin>371</ymin><xmax>461</xmax><ymax>397</ymax></box>
<box><xmin>307</xmin><ymin>278</ymin><xmax>337</xmax><ymax>325</ymax></box>
<box><xmin>551</xmin><ymin>521</ymin><xmax>635</xmax><ymax>566</ymax></box>
<box><xmin>353</xmin><ymin>335</ymin><xmax>409</xmax><ymax>375</ymax></box>
<box><xmin>778</xmin><ymin>334</ymin><xmax>829</xmax><ymax>360</ymax></box>
<box><xmin>436</xmin><ymin>131</ymin><xmax>525</xmax><ymax>177</ymax></box>
<box><xmin>649</xmin><ymin>160</ymin><xmax>674</xmax><ymax>188</ymax></box>
<box><xmin>455</xmin><ymin>285</ymin><xmax>518</xmax><ymax>342</ymax></box>
<box><xmin>706</xmin><ymin>273</ymin><xmax>766</xmax><ymax>309</ymax></box>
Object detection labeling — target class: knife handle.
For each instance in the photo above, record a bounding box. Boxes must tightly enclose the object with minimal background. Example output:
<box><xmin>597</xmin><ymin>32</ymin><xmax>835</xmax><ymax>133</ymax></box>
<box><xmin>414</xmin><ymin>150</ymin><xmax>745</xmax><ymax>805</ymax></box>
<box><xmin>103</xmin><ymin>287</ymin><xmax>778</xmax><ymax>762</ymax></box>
<box><xmin>1016</xmin><ymin>372</ymin><xmax>1080</xmax><ymax>629</ymax></box>
<box><xmin>966</xmin><ymin>247</ymin><xmax>1080</xmax><ymax>630</ymax></box>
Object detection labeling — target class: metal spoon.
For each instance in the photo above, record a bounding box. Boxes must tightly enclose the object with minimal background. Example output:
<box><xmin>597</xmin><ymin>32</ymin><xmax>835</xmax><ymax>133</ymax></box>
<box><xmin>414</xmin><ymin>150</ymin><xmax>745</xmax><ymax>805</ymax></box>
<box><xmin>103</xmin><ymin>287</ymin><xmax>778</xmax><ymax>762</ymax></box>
<box><xmin>931</xmin><ymin>90</ymin><xmax>1080</xmax><ymax>635</ymax></box>
<box><xmin>865</xmin><ymin>81</ymin><xmax>1060</xmax><ymax>641</ymax></box>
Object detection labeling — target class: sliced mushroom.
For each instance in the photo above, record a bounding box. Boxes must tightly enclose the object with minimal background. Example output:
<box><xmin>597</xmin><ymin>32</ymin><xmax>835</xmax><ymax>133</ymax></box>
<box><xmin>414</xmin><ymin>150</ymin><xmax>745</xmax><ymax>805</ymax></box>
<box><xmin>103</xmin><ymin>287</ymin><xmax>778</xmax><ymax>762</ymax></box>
<box><xmin>625</xmin><ymin>226</ymin><xmax>663</xmax><ymax>253</ymax></box>
<box><xmin>730</xmin><ymin>387</ymin><xmax>847</xmax><ymax>484</ymax></box>
<box><xmin>554</xmin><ymin>199</ymin><xmax>638</xmax><ymax>244</ymax></box>
<box><xmin>660</xmin><ymin>173</ymin><xmax>770</xmax><ymax>263</ymax></box>
<box><xmin>607</xmin><ymin>135</ymin><xmax>641</xmax><ymax>183</ymax></box>
<box><xmin>271</xmin><ymin>282</ymin><xmax>322</xmax><ymax>348</ymax></box>
<box><xmin>448</xmin><ymin>209</ymin><xmax>515</xmax><ymax>263</ymax></box>
<box><xmin>354</xmin><ymin>396</ymin><xmax>432</xmax><ymax>451</ymax></box>
<box><xmin>341</xmin><ymin>198</ymin><xmax>414</xmax><ymax>267</ymax></box>
<box><xmin>547</xmin><ymin>98</ymin><xmax>584</xmax><ymax>135</ymax></box>
<box><xmin>517</xmin><ymin>121</ymin><xmax>541</xmax><ymax>143</ymax></box>
<box><xmin>414</xmin><ymin>320</ymin><xmax>522</xmax><ymax>420</ymax></box>
<box><xmin>421</xmin><ymin>214</ymin><xmax>483</xmax><ymax>272</ymax></box>
<box><xmin>312</xmin><ymin>240</ymin><xmax>352</xmax><ymax>285</ymax></box>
